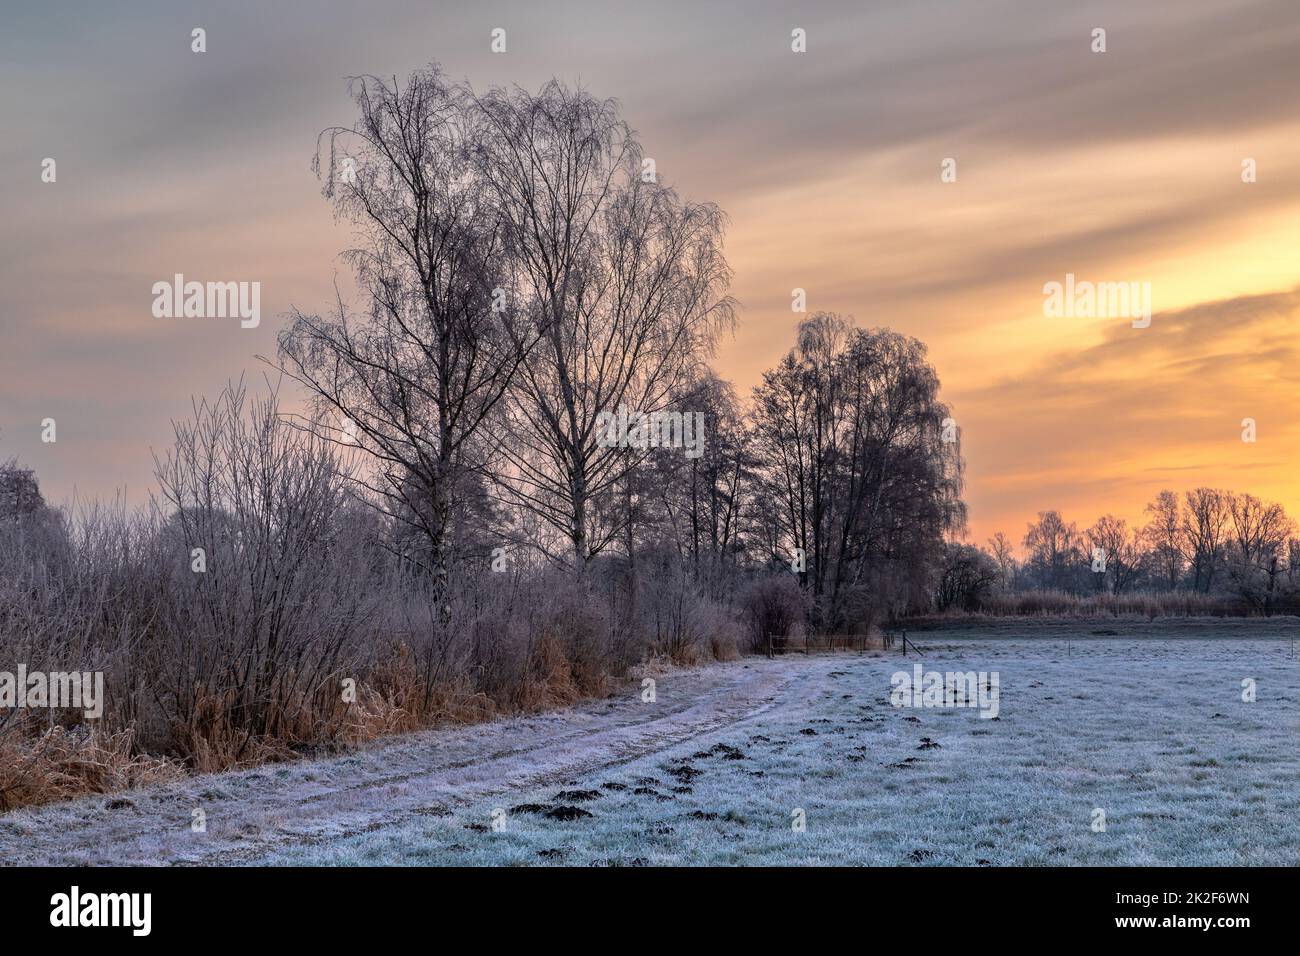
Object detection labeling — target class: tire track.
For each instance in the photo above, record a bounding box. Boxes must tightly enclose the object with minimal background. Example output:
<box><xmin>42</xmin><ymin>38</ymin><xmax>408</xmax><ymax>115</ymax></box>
<box><xmin>0</xmin><ymin>658</ymin><xmax>815</xmax><ymax>866</ymax></box>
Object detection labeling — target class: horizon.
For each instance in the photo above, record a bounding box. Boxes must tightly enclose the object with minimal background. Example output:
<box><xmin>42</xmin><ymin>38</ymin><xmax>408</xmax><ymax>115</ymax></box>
<box><xmin>4</xmin><ymin>0</ymin><xmax>1300</xmax><ymax>548</ymax></box>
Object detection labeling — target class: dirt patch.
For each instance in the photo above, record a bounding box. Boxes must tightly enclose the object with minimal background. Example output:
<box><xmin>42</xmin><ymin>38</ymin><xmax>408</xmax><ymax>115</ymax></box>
<box><xmin>511</xmin><ymin>803</ymin><xmax>552</xmax><ymax>815</ymax></box>
<box><xmin>545</xmin><ymin>805</ymin><xmax>593</xmax><ymax>821</ymax></box>
<box><xmin>553</xmin><ymin>789</ymin><xmax>601</xmax><ymax>802</ymax></box>
<box><xmin>664</xmin><ymin>764</ymin><xmax>703</xmax><ymax>783</ymax></box>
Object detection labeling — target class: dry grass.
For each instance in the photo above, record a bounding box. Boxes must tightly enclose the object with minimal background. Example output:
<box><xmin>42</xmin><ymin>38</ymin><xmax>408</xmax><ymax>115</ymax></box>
<box><xmin>0</xmin><ymin>629</ymin><xmax>714</xmax><ymax>812</ymax></box>
<box><xmin>516</xmin><ymin>636</ymin><xmax>610</xmax><ymax>711</ymax></box>
<box><xmin>0</xmin><ymin>723</ymin><xmax>185</xmax><ymax>812</ymax></box>
<box><xmin>967</xmin><ymin>589</ymin><xmax>1239</xmax><ymax>618</ymax></box>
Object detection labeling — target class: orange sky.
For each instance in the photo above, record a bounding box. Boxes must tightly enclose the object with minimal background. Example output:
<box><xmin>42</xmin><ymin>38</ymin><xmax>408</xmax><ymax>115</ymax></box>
<box><xmin>4</xmin><ymin>0</ymin><xmax>1300</xmax><ymax>551</ymax></box>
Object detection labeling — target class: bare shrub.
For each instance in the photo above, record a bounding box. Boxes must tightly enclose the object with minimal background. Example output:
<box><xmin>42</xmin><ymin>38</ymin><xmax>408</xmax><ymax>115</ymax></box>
<box><xmin>740</xmin><ymin>574</ymin><xmax>810</xmax><ymax>651</ymax></box>
<box><xmin>149</xmin><ymin>379</ymin><xmax>383</xmax><ymax>762</ymax></box>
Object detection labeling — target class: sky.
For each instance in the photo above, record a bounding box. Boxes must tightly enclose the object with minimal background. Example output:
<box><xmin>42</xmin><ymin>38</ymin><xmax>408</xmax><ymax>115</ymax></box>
<box><xmin>3</xmin><ymin>0</ymin><xmax>1300</xmax><ymax>548</ymax></box>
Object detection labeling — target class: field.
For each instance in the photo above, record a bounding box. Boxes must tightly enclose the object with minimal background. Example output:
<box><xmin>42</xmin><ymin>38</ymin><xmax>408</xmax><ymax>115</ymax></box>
<box><xmin>2</xmin><ymin>625</ymin><xmax>1298</xmax><ymax>866</ymax></box>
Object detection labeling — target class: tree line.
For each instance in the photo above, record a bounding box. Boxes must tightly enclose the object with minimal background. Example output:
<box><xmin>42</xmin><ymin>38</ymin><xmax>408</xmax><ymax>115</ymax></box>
<box><xmin>940</xmin><ymin>489</ymin><xmax>1300</xmax><ymax>614</ymax></box>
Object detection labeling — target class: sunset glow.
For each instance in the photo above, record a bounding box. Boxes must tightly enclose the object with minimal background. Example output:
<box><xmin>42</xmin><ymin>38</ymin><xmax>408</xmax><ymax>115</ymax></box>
<box><xmin>4</xmin><ymin>0</ymin><xmax>1300</xmax><ymax>549</ymax></box>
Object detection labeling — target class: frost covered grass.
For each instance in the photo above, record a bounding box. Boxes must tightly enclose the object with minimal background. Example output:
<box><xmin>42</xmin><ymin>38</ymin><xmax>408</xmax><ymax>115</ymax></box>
<box><xmin>4</xmin><ymin>630</ymin><xmax>1297</xmax><ymax>866</ymax></box>
<box><xmin>260</xmin><ymin>634</ymin><xmax>1300</xmax><ymax>866</ymax></box>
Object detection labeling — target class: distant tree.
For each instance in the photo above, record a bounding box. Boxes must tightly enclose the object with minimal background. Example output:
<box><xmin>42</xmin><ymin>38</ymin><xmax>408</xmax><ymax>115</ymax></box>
<box><xmin>1022</xmin><ymin>510</ymin><xmax>1081</xmax><ymax>591</ymax></box>
<box><xmin>1086</xmin><ymin>514</ymin><xmax>1141</xmax><ymax>594</ymax></box>
<box><xmin>1141</xmin><ymin>490</ymin><xmax>1184</xmax><ymax>590</ymax></box>
<box><xmin>1182</xmin><ymin>488</ymin><xmax>1230</xmax><ymax>593</ymax></box>
<box><xmin>639</xmin><ymin>372</ymin><xmax>753</xmax><ymax>595</ymax></box>
<box><xmin>987</xmin><ymin>531</ymin><xmax>1017</xmax><ymax>589</ymax></box>
<box><xmin>936</xmin><ymin>542</ymin><xmax>1000</xmax><ymax>611</ymax></box>
<box><xmin>1223</xmin><ymin>492</ymin><xmax>1293</xmax><ymax>612</ymax></box>
<box><xmin>0</xmin><ymin>458</ymin><xmax>67</xmax><ymax>569</ymax></box>
<box><xmin>0</xmin><ymin>459</ymin><xmax>47</xmax><ymax>521</ymax></box>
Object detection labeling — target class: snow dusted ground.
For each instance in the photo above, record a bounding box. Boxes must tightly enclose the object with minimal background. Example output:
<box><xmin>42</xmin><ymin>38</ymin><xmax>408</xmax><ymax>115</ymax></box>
<box><xmin>3</xmin><ymin>629</ymin><xmax>1298</xmax><ymax>866</ymax></box>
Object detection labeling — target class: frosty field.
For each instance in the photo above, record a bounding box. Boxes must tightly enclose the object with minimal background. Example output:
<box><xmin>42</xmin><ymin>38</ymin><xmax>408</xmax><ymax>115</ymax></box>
<box><xmin>2</xmin><ymin>627</ymin><xmax>1298</xmax><ymax>866</ymax></box>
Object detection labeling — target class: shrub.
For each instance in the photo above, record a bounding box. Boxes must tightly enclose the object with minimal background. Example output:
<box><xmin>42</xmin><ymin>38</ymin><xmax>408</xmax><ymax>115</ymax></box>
<box><xmin>740</xmin><ymin>574</ymin><xmax>809</xmax><ymax>652</ymax></box>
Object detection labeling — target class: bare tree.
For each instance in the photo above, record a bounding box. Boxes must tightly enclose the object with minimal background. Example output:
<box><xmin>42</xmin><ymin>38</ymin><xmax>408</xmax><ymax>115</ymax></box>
<box><xmin>1086</xmin><ymin>514</ymin><xmax>1141</xmax><ymax>594</ymax></box>
<box><xmin>1224</xmin><ymin>492</ymin><xmax>1293</xmax><ymax>611</ymax></box>
<box><xmin>1141</xmin><ymin>490</ymin><xmax>1184</xmax><ymax>590</ymax></box>
<box><xmin>1022</xmin><ymin>510</ymin><xmax>1081</xmax><ymax>591</ymax></box>
<box><xmin>638</xmin><ymin>371</ymin><xmax>753</xmax><ymax>596</ymax></box>
<box><xmin>470</xmin><ymin>80</ymin><xmax>734</xmax><ymax>568</ymax></box>
<box><xmin>1182</xmin><ymin>488</ymin><xmax>1229</xmax><ymax>593</ymax></box>
<box><xmin>277</xmin><ymin>67</ymin><xmax>534</xmax><ymax>592</ymax></box>
<box><xmin>751</xmin><ymin>316</ymin><xmax>963</xmax><ymax>629</ymax></box>
<box><xmin>937</xmin><ymin>542</ymin><xmax>1000</xmax><ymax>611</ymax></box>
<box><xmin>987</xmin><ymin>531</ymin><xmax>1017</xmax><ymax>589</ymax></box>
<box><xmin>751</xmin><ymin>352</ymin><xmax>815</xmax><ymax>580</ymax></box>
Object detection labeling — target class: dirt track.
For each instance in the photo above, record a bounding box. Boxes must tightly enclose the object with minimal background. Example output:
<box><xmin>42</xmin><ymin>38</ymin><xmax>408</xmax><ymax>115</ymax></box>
<box><xmin>0</xmin><ymin>659</ymin><xmax>803</xmax><ymax>865</ymax></box>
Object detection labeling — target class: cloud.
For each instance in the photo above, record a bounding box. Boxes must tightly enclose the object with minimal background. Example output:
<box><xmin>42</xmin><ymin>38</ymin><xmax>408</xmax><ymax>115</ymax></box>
<box><xmin>3</xmin><ymin>0</ymin><xmax>1300</xmax><ymax>537</ymax></box>
<box><xmin>959</xmin><ymin>288</ymin><xmax>1300</xmax><ymax>539</ymax></box>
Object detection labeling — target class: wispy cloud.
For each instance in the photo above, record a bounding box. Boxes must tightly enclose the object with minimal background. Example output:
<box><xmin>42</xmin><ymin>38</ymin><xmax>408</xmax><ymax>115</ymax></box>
<box><xmin>958</xmin><ymin>288</ymin><xmax>1300</xmax><ymax>541</ymax></box>
<box><xmin>2</xmin><ymin>0</ymin><xmax>1299</xmax><ymax>540</ymax></box>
